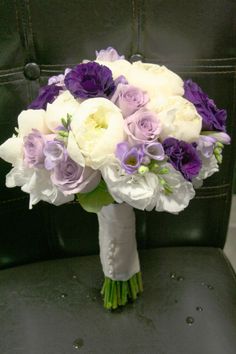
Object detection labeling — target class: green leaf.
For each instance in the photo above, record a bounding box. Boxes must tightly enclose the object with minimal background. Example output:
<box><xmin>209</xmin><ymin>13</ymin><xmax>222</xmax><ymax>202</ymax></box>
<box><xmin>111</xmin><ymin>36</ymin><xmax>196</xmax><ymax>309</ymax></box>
<box><xmin>76</xmin><ymin>180</ymin><xmax>114</xmax><ymax>213</ymax></box>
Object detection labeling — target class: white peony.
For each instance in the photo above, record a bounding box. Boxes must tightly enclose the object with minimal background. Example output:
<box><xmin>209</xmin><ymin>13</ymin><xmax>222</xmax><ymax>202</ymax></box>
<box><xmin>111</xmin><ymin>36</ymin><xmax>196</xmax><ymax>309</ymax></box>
<box><xmin>6</xmin><ymin>162</ymin><xmax>73</xmax><ymax>208</ymax></box>
<box><xmin>45</xmin><ymin>90</ymin><xmax>80</xmax><ymax>132</ymax></box>
<box><xmin>95</xmin><ymin>59</ymin><xmax>132</xmax><ymax>80</ymax></box>
<box><xmin>101</xmin><ymin>160</ymin><xmax>160</xmax><ymax>211</ymax></box>
<box><xmin>156</xmin><ymin>96</ymin><xmax>202</xmax><ymax>143</ymax></box>
<box><xmin>70</xmin><ymin>98</ymin><xmax>125</xmax><ymax>169</ymax></box>
<box><xmin>156</xmin><ymin>163</ymin><xmax>195</xmax><ymax>213</ymax></box>
<box><xmin>0</xmin><ymin>109</ymin><xmax>49</xmax><ymax>165</ymax></box>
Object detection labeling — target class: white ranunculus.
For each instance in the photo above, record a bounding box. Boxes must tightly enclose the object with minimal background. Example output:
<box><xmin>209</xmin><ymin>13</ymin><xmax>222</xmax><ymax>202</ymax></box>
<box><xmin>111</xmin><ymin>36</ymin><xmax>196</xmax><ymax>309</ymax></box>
<box><xmin>6</xmin><ymin>162</ymin><xmax>73</xmax><ymax>208</ymax></box>
<box><xmin>192</xmin><ymin>154</ymin><xmax>219</xmax><ymax>189</ymax></box>
<box><xmin>45</xmin><ymin>90</ymin><xmax>80</xmax><ymax>132</ymax></box>
<box><xmin>101</xmin><ymin>160</ymin><xmax>160</xmax><ymax>211</ymax></box>
<box><xmin>156</xmin><ymin>163</ymin><xmax>195</xmax><ymax>213</ymax></box>
<box><xmin>70</xmin><ymin>98</ymin><xmax>125</xmax><ymax>169</ymax></box>
<box><xmin>0</xmin><ymin>109</ymin><xmax>50</xmax><ymax>165</ymax></box>
<box><xmin>156</xmin><ymin>96</ymin><xmax>202</xmax><ymax>143</ymax></box>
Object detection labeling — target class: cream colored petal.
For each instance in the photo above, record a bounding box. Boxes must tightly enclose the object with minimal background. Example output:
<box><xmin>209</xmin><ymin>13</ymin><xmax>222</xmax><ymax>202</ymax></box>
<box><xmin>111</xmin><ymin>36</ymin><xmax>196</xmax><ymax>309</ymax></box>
<box><xmin>18</xmin><ymin>109</ymin><xmax>50</xmax><ymax>136</ymax></box>
<box><xmin>0</xmin><ymin>136</ymin><xmax>23</xmax><ymax>165</ymax></box>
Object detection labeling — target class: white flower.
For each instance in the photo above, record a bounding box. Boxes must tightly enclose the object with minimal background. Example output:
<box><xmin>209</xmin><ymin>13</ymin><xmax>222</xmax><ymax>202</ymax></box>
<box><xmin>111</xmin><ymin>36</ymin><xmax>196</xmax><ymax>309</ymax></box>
<box><xmin>156</xmin><ymin>163</ymin><xmax>195</xmax><ymax>213</ymax></box>
<box><xmin>6</xmin><ymin>162</ymin><xmax>73</xmax><ymax>208</ymax></box>
<box><xmin>95</xmin><ymin>59</ymin><xmax>132</xmax><ymax>80</ymax></box>
<box><xmin>70</xmin><ymin>98</ymin><xmax>125</xmax><ymax>169</ymax></box>
<box><xmin>0</xmin><ymin>109</ymin><xmax>49</xmax><ymax>165</ymax></box>
<box><xmin>192</xmin><ymin>154</ymin><xmax>219</xmax><ymax>188</ymax></box>
<box><xmin>45</xmin><ymin>90</ymin><xmax>80</xmax><ymax>132</ymax></box>
<box><xmin>101</xmin><ymin>160</ymin><xmax>159</xmax><ymax>211</ymax></box>
<box><xmin>156</xmin><ymin>96</ymin><xmax>202</xmax><ymax>143</ymax></box>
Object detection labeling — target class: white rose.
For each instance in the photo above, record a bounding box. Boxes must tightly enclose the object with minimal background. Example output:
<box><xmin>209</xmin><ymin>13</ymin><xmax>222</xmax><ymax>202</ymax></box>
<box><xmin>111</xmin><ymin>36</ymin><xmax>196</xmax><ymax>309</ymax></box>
<box><xmin>6</xmin><ymin>162</ymin><xmax>73</xmax><ymax>208</ymax></box>
<box><xmin>70</xmin><ymin>98</ymin><xmax>125</xmax><ymax>169</ymax></box>
<box><xmin>101</xmin><ymin>160</ymin><xmax>159</xmax><ymax>211</ymax></box>
<box><xmin>156</xmin><ymin>96</ymin><xmax>202</xmax><ymax>143</ymax></box>
<box><xmin>0</xmin><ymin>109</ymin><xmax>49</xmax><ymax>165</ymax></box>
<box><xmin>45</xmin><ymin>90</ymin><xmax>80</xmax><ymax>132</ymax></box>
<box><xmin>156</xmin><ymin>163</ymin><xmax>195</xmax><ymax>213</ymax></box>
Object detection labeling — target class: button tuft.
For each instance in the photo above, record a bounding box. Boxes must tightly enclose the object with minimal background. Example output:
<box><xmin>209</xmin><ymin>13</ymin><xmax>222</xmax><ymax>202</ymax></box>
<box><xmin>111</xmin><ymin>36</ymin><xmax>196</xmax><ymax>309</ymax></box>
<box><xmin>24</xmin><ymin>62</ymin><xmax>40</xmax><ymax>80</ymax></box>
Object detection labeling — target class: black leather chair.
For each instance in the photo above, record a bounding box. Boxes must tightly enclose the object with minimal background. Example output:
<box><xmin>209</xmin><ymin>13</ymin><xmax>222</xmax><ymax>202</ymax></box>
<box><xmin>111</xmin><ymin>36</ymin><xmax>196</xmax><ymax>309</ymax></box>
<box><xmin>0</xmin><ymin>1</ymin><xmax>236</xmax><ymax>353</ymax></box>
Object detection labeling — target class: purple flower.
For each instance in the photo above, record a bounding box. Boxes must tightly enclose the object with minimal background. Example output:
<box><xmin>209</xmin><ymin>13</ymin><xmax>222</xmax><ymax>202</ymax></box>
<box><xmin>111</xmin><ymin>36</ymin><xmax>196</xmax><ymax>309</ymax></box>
<box><xmin>163</xmin><ymin>137</ymin><xmax>202</xmax><ymax>181</ymax></box>
<box><xmin>48</xmin><ymin>68</ymin><xmax>71</xmax><ymax>87</ymax></box>
<box><xmin>111</xmin><ymin>84</ymin><xmax>149</xmax><ymax>118</ymax></box>
<box><xmin>144</xmin><ymin>142</ymin><xmax>165</xmax><ymax>161</ymax></box>
<box><xmin>51</xmin><ymin>157</ymin><xmax>101</xmax><ymax>195</ymax></box>
<box><xmin>23</xmin><ymin>129</ymin><xmax>45</xmax><ymax>168</ymax></box>
<box><xmin>64</xmin><ymin>62</ymin><xmax>115</xmax><ymax>99</ymax></box>
<box><xmin>28</xmin><ymin>84</ymin><xmax>61</xmax><ymax>110</ymax></box>
<box><xmin>116</xmin><ymin>142</ymin><xmax>144</xmax><ymax>174</ymax></box>
<box><xmin>95</xmin><ymin>47</ymin><xmax>125</xmax><ymax>61</ymax></box>
<box><xmin>184</xmin><ymin>79</ymin><xmax>227</xmax><ymax>132</ymax></box>
<box><xmin>124</xmin><ymin>109</ymin><xmax>161</xmax><ymax>144</ymax></box>
<box><xmin>44</xmin><ymin>140</ymin><xmax>67</xmax><ymax>170</ymax></box>
<box><xmin>197</xmin><ymin>136</ymin><xmax>216</xmax><ymax>158</ymax></box>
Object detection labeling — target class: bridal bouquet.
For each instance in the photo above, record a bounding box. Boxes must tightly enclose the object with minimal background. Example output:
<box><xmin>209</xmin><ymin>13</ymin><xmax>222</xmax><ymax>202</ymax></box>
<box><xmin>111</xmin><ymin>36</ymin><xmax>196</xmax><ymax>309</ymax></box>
<box><xmin>0</xmin><ymin>47</ymin><xmax>230</xmax><ymax>310</ymax></box>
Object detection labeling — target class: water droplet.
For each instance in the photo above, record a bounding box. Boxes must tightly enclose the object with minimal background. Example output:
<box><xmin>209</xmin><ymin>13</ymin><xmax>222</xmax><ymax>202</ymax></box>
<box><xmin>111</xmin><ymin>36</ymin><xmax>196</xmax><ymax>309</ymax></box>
<box><xmin>177</xmin><ymin>276</ymin><xmax>184</xmax><ymax>281</ymax></box>
<box><xmin>73</xmin><ymin>338</ymin><xmax>84</xmax><ymax>350</ymax></box>
<box><xmin>60</xmin><ymin>293</ymin><xmax>68</xmax><ymax>298</ymax></box>
<box><xmin>186</xmin><ymin>316</ymin><xmax>195</xmax><ymax>325</ymax></box>
<box><xmin>196</xmin><ymin>306</ymin><xmax>203</xmax><ymax>312</ymax></box>
<box><xmin>170</xmin><ymin>272</ymin><xmax>176</xmax><ymax>279</ymax></box>
<box><xmin>207</xmin><ymin>284</ymin><xmax>214</xmax><ymax>290</ymax></box>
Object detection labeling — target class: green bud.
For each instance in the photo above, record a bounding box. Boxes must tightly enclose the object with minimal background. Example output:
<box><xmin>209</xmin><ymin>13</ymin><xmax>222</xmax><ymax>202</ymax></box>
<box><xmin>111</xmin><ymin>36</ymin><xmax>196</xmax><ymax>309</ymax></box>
<box><xmin>158</xmin><ymin>167</ymin><xmax>169</xmax><ymax>175</ymax></box>
<box><xmin>138</xmin><ymin>165</ymin><xmax>149</xmax><ymax>174</ymax></box>
<box><xmin>58</xmin><ymin>131</ymin><xmax>69</xmax><ymax>138</ymax></box>
<box><xmin>215</xmin><ymin>154</ymin><xmax>222</xmax><ymax>164</ymax></box>
<box><xmin>61</xmin><ymin>117</ymin><xmax>67</xmax><ymax>128</ymax></box>
<box><xmin>216</xmin><ymin>142</ymin><xmax>224</xmax><ymax>149</ymax></box>
<box><xmin>214</xmin><ymin>147</ymin><xmax>222</xmax><ymax>156</ymax></box>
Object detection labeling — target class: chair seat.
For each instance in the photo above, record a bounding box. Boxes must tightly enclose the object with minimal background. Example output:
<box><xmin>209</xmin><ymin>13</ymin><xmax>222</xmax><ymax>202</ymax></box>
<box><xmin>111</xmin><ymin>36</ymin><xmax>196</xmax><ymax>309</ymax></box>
<box><xmin>1</xmin><ymin>247</ymin><xmax>236</xmax><ymax>354</ymax></box>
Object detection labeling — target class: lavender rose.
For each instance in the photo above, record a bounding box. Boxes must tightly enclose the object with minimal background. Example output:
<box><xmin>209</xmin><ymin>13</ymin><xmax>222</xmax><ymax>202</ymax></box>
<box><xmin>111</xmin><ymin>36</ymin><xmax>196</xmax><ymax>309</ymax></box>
<box><xmin>184</xmin><ymin>79</ymin><xmax>227</xmax><ymax>132</ymax></box>
<box><xmin>44</xmin><ymin>140</ymin><xmax>67</xmax><ymax>170</ymax></box>
<box><xmin>124</xmin><ymin>109</ymin><xmax>161</xmax><ymax>144</ymax></box>
<box><xmin>116</xmin><ymin>142</ymin><xmax>144</xmax><ymax>174</ymax></box>
<box><xmin>28</xmin><ymin>84</ymin><xmax>61</xmax><ymax>110</ymax></box>
<box><xmin>64</xmin><ymin>62</ymin><xmax>115</xmax><ymax>99</ymax></box>
<box><xmin>111</xmin><ymin>84</ymin><xmax>149</xmax><ymax>118</ymax></box>
<box><xmin>95</xmin><ymin>47</ymin><xmax>125</xmax><ymax>61</ymax></box>
<box><xmin>23</xmin><ymin>129</ymin><xmax>45</xmax><ymax>168</ymax></box>
<box><xmin>163</xmin><ymin>137</ymin><xmax>202</xmax><ymax>181</ymax></box>
<box><xmin>51</xmin><ymin>156</ymin><xmax>101</xmax><ymax>195</ymax></box>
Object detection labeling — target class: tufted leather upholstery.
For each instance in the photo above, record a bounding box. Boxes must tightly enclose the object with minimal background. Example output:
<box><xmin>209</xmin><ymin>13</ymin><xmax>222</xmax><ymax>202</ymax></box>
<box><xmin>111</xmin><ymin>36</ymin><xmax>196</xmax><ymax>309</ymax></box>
<box><xmin>0</xmin><ymin>1</ymin><xmax>236</xmax><ymax>353</ymax></box>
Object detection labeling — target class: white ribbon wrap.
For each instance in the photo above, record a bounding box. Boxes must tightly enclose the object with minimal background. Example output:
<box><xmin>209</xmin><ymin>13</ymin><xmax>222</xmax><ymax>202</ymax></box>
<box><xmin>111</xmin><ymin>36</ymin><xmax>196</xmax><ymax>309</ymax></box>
<box><xmin>97</xmin><ymin>203</ymin><xmax>140</xmax><ymax>281</ymax></box>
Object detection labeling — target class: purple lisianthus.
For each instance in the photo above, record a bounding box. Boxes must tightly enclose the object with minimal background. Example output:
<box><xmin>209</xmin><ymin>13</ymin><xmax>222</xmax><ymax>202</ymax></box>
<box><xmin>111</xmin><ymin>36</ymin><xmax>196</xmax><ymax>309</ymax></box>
<box><xmin>197</xmin><ymin>136</ymin><xmax>216</xmax><ymax>158</ymax></box>
<box><xmin>95</xmin><ymin>47</ymin><xmax>125</xmax><ymax>61</ymax></box>
<box><xmin>23</xmin><ymin>129</ymin><xmax>45</xmax><ymax>168</ymax></box>
<box><xmin>163</xmin><ymin>137</ymin><xmax>202</xmax><ymax>181</ymax></box>
<box><xmin>111</xmin><ymin>84</ymin><xmax>149</xmax><ymax>118</ymax></box>
<box><xmin>44</xmin><ymin>140</ymin><xmax>67</xmax><ymax>170</ymax></box>
<box><xmin>116</xmin><ymin>142</ymin><xmax>144</xmax><ymax>174</ymax></box>
<box><xmin>144</xmin><ymin>142</ymin><xmax>165</xmax><ymax>161</ymax></box>
<box><xmin>184</xmin><ymin>79</ymin><xmax>227</xmax><ymax>132</ymax></box>
<box><xmin>51</xmin><ymin>157</ymin><xmax>101</xmax><ymax>195</ymax></box>
<box><xmin>64</xmin><ymin>62</ymin><xmax>115</xmax><ymax>99</ymax></box>
<box><xmin>48</xmin><ymin>68</ymin><xmax>71</xmax><ymax>87</ymax></box>
<box><xmin>124</xmin><ymin>109</ymin><xmax>161</xmax><ymax>144</ymax></box>
<box><xmin>28</xmin><ymin>84</ymin><xmax>61</xmax><ymax>110</ymax></box>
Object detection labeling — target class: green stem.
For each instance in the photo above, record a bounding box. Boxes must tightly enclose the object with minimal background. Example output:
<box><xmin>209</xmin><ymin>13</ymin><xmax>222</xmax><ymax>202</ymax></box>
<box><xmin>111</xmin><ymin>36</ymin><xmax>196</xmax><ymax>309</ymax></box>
<box><xmin>101</xmin><ymin>272</ymin><xmax>143</xmax><ymax>310</ymax></box>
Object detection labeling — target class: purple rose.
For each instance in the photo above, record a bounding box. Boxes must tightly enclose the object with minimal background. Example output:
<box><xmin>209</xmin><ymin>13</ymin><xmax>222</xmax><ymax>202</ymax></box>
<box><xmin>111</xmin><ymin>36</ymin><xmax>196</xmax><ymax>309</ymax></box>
<box><xmin>116</xmin><ymin>142</ymin><xmax>144</xmax><ymax>174</ymax></box>
<box><xmin>64</xmin><ymin>62</ymin><xmax>115</xmax><ymax>99</ymax></box>
<box><xmin>51</xmin><ymin>157</ymin><xmax>101</xmax><ymax>195</ymax></box>
<box><xmin>28</xmin><ymin>84</ymin><xmax>61</xmax><ymax>110</ymax></box>
<box><xmin>163</xmin><ymin>137</ymin><xmax>202</xmax><ymax>181</ymax></box>
<box><xmin>184</xmin><ymin>79</ymin><xmax>227</xmax><ymax>132</ymax></box>
<box><xmin>95</xmin><ymin>47</ymin><xmax>125</xmax><ymax>61</ymax></box>
<box><xmin>111</xmin><ymin>84</ymin><xmax>149</xmax><ymax>118</ymax></box>
<box><xmin>124</xmin><ymin>109</ymin><xmax>161</xmax><ymax>144</ymax></box>
<box><xmin>23</xmin><ymin>129</ymin><xmax>45</xmax><ymax>168</ymax></box>
<box><xmin>44</xmin><ymin>140</ymin><xmax>67</xmax><ymax>170</ymax></box>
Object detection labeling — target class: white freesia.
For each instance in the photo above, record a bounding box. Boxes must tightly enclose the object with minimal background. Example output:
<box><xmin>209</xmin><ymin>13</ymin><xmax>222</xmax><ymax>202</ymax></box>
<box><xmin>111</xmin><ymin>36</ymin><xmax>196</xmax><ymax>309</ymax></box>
<box><xmin>156</xmin><ymin>163</ymin><xmax>195</xmax><ymax>213</ymax></box>
<box><xmin>101</xmin><ymin>160</ymin><xmax>159</xmax><ymax>211</ymax></box>
<box><xmin>0</xmin><ymin>109</ymin><xmax>49</xmax><ymax>165</ymax></box>
<box><xmin>192</xmin><ymin>154</ymin><xmax>219</xmax><ymax>189</ymax></box>
<box><xmin>6</xmin><ymin>162</ymin><xmax>73</xmax><ymax>208</ymax></box>
<box><xmin>45</xmin><ymin>90</ymin><xmax>80</xmax><ymax>132</ymax></box>
<box><xmin>70</xmin><ymin>98</ymin><xmax>125</xmax><ymax>169</ymax></box>
<box><xmin>156</xmin><ymin>96</ymin><xmax>202</xmax><ymax>143</ymax></box>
